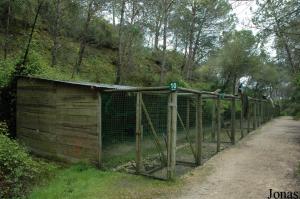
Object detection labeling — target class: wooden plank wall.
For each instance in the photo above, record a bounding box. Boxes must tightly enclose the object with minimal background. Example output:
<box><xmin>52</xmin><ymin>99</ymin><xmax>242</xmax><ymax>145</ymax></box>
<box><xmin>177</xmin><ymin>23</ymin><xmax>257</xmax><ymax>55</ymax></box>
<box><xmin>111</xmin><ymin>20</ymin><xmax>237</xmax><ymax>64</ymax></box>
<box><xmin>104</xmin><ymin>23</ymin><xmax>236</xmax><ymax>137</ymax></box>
<box><xmin>17</xmin><ymin>78</ymin><xmax>99</xmax><ymax>164</ymax></box>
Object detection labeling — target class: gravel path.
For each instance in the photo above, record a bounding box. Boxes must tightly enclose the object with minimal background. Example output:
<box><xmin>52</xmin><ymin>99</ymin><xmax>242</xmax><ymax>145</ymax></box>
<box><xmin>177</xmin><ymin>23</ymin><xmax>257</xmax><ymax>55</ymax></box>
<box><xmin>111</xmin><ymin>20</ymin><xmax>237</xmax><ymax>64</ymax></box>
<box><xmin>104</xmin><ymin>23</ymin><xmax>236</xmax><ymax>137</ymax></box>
<box><xmin>175</xmin><ymin>116</ymin><xmax>300</xmax><ymax>199</ymax></box>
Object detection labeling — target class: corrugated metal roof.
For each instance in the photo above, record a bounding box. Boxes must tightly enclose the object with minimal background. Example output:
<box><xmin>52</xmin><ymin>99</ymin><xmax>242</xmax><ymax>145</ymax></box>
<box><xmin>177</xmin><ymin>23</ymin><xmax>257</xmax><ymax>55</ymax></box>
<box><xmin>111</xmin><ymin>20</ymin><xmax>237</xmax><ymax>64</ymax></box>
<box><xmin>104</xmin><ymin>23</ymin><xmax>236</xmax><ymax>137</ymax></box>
<box><xmin>18</xmin><ymin>76</ymin><xmax>136</xmax><ymax>90</ymax></box>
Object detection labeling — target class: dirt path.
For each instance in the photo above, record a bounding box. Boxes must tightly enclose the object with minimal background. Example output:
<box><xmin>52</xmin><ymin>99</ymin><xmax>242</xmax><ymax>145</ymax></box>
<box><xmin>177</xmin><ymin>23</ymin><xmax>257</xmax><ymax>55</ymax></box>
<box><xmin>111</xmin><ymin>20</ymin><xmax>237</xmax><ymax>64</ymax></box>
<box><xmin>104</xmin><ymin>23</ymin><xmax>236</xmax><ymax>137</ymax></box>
<box><xmin>175</xmin><ymin>117</ymin><xmax>300</xmax><ymax>199</ymax></box>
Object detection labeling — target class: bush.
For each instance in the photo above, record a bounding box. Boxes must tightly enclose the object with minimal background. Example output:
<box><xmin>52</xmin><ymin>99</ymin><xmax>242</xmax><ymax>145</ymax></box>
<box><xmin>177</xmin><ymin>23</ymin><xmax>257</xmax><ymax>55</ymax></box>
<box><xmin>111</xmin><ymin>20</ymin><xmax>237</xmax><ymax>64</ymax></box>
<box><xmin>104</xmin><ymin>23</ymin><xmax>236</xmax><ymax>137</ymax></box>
<box><xmin>0</xmin><ymin>126</ymin><xmax>55</xmax><ymax>198</ymax></box>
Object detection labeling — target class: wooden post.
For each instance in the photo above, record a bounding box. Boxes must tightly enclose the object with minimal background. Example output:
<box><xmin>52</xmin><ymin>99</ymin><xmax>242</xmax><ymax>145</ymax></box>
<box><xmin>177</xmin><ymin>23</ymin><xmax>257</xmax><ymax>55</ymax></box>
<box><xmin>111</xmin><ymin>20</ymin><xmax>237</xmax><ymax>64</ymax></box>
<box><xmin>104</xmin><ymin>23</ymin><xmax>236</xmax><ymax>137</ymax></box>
<box><xmin>97</xmin><ymin>92</ymin><xmax>102</xmax><ymax>167</ymax></box>
<box><xmin>253</xmin><ymin>101</ymin><xmax>257</xmax><ymax>130</ymax></box>
<box><xmin>257</xmin><ymin>101</ymin><xmax>261</xmax><ymax>127</ymax></box>
<box><xmin>231</xmin><ymin>98</ymin><xmax>236</xmax><ymax>144</ymax></box>
<box><xmin>136</xmin><ymin>92</ymin><xmax>142</xmax><ymax>173</ymax></box>
<box><xmin>247</xmin><ymin>101</ymin><xmax>250</xmax><ymax>134</ymax></box>
<box><xmin>262</xmin><ymin>101</ymin><xmax>264</xmax><ymax>123</ymax></box>
<box><xmin>266</xmin><ymin>103</ymin><xmax>270</xmax><ymax>121</ymax></box>
<box><xmin>167</xmin><ymin>92</ymin><xmax>177</xmax><ymax>180</ymax></box>
<box><xmin>186</xmin><ymin>99</ymin><xmax>190</xmax><ymax>135</ymax></box>
<box><xmin>211</xmin><ymin>101</ymin><xmax>216</xmax><ymax>142</ymax></box>
<box><xmin>260</xmin><ymin>101</ymin><xmax>262</xmax><ymax>124</ymax></box>
<box><xmin>256</xmin><ymin>101</ymin><xmax>259</xmax><ymax>127</ymax></box>
<box><xmin>196</xmin><ymin>94</ymin><xmax>203</xmax><ymax>165</ymax></box>
<box><xmin>240</xmin><ymin>99</ymin><xmax>244</xmax><ymax>138</ymax></box>
<box><xmin>216</xmin><ymin>97</ymin><xmax>221</xmax><ymax>153</ymax></box>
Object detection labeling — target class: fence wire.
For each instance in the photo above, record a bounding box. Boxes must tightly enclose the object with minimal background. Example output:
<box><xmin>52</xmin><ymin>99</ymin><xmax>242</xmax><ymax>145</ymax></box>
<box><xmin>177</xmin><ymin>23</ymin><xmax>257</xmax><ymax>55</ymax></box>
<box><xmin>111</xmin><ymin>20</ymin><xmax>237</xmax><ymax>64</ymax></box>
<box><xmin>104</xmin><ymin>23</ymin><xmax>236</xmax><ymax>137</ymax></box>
<box><xmin>100</xmin><ymin>90</ymin><xmax>275</xmax><ymax>180</ymax></box>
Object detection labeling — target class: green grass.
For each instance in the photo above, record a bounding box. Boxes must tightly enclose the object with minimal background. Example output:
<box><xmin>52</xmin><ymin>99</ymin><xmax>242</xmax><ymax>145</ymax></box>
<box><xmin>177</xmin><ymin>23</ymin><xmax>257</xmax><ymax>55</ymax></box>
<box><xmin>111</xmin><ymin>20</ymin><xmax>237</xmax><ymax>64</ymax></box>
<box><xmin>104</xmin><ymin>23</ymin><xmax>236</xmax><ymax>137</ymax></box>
<box><xmin>29</xmin><ymin>164</ymin><xmax>181</xmax><ymax>199</ymax></box>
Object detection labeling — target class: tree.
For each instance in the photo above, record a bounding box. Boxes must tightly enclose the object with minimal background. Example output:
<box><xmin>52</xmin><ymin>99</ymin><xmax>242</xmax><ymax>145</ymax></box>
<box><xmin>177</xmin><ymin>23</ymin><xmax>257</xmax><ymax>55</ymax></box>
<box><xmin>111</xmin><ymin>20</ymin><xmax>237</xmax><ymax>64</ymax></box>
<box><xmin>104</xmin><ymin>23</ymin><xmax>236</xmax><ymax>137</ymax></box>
<box><xmin>253</xmin><ymin>0</ymin><xmax>300</xmax><ymax>74</ymax></box>
<box><xmin>72</xmin><ymin>0</ymin><xmax>102</xmax><ymax>78</ymax></box>
<box><xmin>0</xmin><ymin>0</ymin><xmax>37</xmax><ymax>59</ymax></box>
<box><xmin>209</xmin><ymin>30</ymin><xmax>257</xmax><ymax>94</ymax></box>
<box><xmin>115</xmin><ymin>0</ymin><xmax>126</xmax><ymax>84</ymax></box>
<box><xmin>51</xmin><ymin>0</ymin><xmax>62</xmax><ymax>67</ymax></box>
<box><xmin>169</xmin><ymin>0</ymin><xmax>234</xmax><ymax>81</ymax></box>
<box><xmin>3</xmin><ymin>0</ymin><xmax>11</xmax><ymax>59</ymax></box>
<box><xmin>115</xmin><ymin>0</ymin><xmax>144</xmax><ymax>84</ymax></box>
<box><xmin>160</xmin><ymin>0</ymin><xmax>174</xmax><ymax>84</ymax></box>
<box><xmin>19</xmin><ymin>0</ymin><xmax>44</xmax><ymax>69</ymax></box>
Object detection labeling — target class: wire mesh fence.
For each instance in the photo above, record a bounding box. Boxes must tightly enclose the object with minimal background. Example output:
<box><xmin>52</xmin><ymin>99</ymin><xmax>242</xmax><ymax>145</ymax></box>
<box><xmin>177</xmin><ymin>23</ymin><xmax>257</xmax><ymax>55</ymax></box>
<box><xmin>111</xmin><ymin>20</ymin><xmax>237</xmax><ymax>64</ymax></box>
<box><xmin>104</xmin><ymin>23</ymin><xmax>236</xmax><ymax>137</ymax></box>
<box><xmin>100</xmin><ymin>88</ymin><xmax>275</xmax><ymax>180</ymax></box>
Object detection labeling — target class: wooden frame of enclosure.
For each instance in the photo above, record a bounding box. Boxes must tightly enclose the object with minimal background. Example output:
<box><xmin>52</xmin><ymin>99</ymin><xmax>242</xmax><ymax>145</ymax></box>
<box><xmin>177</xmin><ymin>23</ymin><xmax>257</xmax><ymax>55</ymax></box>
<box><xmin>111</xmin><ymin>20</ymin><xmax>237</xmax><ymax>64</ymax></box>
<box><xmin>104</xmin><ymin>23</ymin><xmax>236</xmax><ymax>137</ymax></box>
<box><xmin>102</xmin><ymin>87</ymin><xmax>270</xmax><ymax>180</ymax></box>
<box><xmin>16</xmin><ymin>76</ymin><xmax>272</xmax><ymax>181</ymax></box>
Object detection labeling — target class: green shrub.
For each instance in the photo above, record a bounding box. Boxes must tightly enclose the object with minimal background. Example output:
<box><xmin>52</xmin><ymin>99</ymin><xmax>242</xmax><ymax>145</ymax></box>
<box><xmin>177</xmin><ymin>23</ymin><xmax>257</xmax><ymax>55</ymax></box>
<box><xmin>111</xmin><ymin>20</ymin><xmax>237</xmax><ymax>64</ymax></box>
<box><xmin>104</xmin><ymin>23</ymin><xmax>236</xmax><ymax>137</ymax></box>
<box><xmin>0</xmin><ymin>127</ymin><xmax>56</xmax><ymax>199</ymax></box>
<box><xmin>0</xmin><ymin>59</ymin><xmax>16</xmax><ymax>88</ymax></box>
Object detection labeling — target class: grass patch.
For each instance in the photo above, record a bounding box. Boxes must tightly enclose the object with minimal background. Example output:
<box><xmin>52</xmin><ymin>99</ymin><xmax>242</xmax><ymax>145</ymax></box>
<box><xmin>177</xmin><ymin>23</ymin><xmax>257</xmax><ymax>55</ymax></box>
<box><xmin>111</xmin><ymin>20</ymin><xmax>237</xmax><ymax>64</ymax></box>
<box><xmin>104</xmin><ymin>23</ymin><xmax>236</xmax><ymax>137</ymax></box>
<box><xmin>29</xmin><ymin>164</ymin><xmax>181</xmax><ymax>199</ymax></box>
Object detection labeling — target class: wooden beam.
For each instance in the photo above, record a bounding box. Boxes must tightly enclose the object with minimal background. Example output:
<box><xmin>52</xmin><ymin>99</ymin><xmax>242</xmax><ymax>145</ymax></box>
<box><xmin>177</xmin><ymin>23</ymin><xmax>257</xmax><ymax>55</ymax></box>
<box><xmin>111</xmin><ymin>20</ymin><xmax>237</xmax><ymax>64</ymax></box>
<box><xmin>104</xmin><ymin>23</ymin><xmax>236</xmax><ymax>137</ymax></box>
<box><xmin>167</xmin><ymin>92</ymin><xmax>177</xmax><ymax>180</ymax></box>
<box><xmin>196</xmin><ymin>94</ymin><xmax>203</xmax><ymax>165</ymax></box>
<box><xmin>104</xmin><ymin>86</ymin><xmax>170</xmax><ymax>93</ymax></box>
<box><xmin>135</xmin><ymin>92</ymin><xmax>142</xmax><ymax>173</ymax></box>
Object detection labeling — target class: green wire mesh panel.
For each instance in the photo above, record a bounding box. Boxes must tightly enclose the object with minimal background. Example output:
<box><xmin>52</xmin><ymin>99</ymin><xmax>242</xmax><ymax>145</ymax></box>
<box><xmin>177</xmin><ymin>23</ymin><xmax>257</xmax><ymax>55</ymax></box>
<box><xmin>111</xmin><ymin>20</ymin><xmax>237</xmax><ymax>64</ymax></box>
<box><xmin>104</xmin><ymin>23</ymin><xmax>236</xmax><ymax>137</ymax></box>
<box><xmin>99</xmin><ymin>89</ymin><xmax>271</xmax><ymax>180</ymax></box>
<box><xmin>101</xmin><ymin>92</ymin><xmax>137</xmax><ymax>170</ymax></box>
<box><xmin>220</xmin><ymin>99</ymin><xmax>232</xmax><ymax>145</ymax></box>
<box><xmin>236</xmin><ymin>99</ymin><xmax>243</xmax><ymax>140</ymax></box>
<box><xmin>140</xmin><ymin>92</ymin><xmax>169</xmax><ymax>178</ymax></box>
<box><xmin>202</xmin><ymin>97</ymin><xmax>217</xmax><ymax>162</ymax></box>
<box><xmin>249</xmin><ymin>100</ymin><xmax>256</xmax><ymax>130</ymax></box>
<box><xmin>176</xmin><ymin>95</ymin><xmax>197</xmax><ymax>165</ymax></box>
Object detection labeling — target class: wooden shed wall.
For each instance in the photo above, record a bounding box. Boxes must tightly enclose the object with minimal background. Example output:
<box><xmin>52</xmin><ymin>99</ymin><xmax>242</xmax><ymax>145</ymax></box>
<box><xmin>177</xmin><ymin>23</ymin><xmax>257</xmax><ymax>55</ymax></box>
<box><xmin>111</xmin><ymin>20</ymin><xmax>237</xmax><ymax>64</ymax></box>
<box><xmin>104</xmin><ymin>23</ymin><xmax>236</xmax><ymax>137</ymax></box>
<box><xmin>17</xmin><ymin>78</ymin><xmax>100</xmax><ymax>164</ymax></box>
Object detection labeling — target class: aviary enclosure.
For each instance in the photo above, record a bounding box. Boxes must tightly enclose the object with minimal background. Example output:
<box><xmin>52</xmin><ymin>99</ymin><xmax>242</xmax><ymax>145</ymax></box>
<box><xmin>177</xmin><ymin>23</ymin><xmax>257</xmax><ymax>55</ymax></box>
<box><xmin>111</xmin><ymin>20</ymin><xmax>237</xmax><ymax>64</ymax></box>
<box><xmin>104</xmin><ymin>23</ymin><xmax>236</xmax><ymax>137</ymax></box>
<box><xmin>16</xmin><ymin>77</ymin><xmax>275</xmax><ymax>180</ymax></box>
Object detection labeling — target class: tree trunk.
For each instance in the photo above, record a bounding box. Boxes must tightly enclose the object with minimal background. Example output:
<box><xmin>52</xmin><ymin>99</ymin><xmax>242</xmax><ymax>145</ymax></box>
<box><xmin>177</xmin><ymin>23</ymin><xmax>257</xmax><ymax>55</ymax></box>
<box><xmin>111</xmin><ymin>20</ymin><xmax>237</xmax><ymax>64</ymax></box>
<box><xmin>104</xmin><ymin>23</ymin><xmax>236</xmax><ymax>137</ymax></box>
<box><xmin>115</xmin><ymin>0</ymin><xmax>126</xmax><ymax>84</ymax></box>
<box><xmin>51</xmin><ymin>0</ymin><xmax>61</xmax><ymax>67</ymax></box>
<box><xmin>160</xmin><ymin>1</ymin><xmax>168</xmax><ymax>84</ymax></box>
<box><xmin>112</xmin><ymin>0</ymin><xmax>116</xmax><ymax>26</ymax></box>
<box><xmin>183</xmin><ymin>1</ymin><xmax>196</xmax><ymax>80</ymax></box>
<box><xmin>19</xmin><ymin>1</ymin><xmax>43</xmax><ymax>69</ymax></box>
<box><xmin>173</xmin><ymin>31</ymin><xmax>178</xmax><ymax>52</ymax></box>
<box><xmin>232</xmin><ymin>74</ymin><xmax>237</xmax><ymax>95</ymax></box>
<box><xmin>191</xmin><ymin>11</ymin><xmax>207</xmax><ymax>63</ymax></box>
<box><xmin>3</xmin><ymin>0</ymin><xmax>11</xmax><ymax>59</ymax></box>
<box><xmin>180</xmin><ymin>38</ymin><xmax>189</xmax><ymax>72</ymax></box>
<box><xmin>271</xmin><ymin>6</ymin><xmax>297</xmax><ymax>73</ymax></box>
<box><xmin>154</xmin><ymin>14</ymin><xmax>162</xmax><ymax>51</ymax></box>
<box><xmin>72</xmin><ymin>0</ymin><xmax>94</xmax><ymax>78</ymax></box>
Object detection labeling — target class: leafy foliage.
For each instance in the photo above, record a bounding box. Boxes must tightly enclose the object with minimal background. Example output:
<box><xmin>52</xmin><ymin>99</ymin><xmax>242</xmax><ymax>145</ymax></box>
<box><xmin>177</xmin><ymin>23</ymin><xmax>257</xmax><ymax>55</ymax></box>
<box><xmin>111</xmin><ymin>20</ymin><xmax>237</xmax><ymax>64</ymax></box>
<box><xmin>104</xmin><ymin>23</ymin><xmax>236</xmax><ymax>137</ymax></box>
<box><xmin>0</xmin><ymin>126</ymin><xmax>56</xmax><ymax>198</ymax></box>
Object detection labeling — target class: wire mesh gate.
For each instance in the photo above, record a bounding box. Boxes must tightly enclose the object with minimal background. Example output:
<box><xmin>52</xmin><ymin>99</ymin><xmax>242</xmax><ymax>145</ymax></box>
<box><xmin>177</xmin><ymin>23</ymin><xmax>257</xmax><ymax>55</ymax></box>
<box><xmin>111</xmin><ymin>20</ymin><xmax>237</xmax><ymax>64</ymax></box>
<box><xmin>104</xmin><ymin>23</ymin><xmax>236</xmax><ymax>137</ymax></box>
<box><xmin>100</xmin><ymin>87</ymin><xmax>275</xmax><ymax>180</ymax></box>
